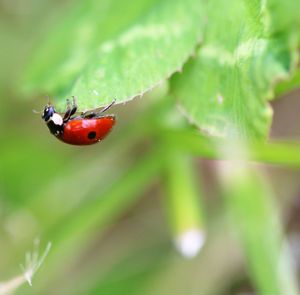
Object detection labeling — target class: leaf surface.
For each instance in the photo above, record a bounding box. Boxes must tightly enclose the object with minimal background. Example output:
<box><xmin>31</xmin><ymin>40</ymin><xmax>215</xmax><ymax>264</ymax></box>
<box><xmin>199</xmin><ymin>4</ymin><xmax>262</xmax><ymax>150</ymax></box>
<box><xmin>171</xmin><ymin>0</ymin><xmax>300</xmax><ymax>140</ymax></box>
<box><xmin>23</xmin><ymin>0</ymin><xmax>205</xmax><ymax>110</ymax></box>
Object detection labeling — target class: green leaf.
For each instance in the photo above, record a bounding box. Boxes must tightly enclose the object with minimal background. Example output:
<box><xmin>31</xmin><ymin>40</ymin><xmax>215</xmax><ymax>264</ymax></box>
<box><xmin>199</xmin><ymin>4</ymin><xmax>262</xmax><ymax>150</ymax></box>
<box><xmin>275</xmin><ymin>67</ymin><xmax>300</xmax><ymax>96</ymax></box>
<box><xmin>171</xmin><ymin>0</ymin><xmax>300</xmax><ymax>140</ymax></box>
<box><xmin>68</xmin><ymin>0</ymin><xmax>204</xmax><ymax>110</ymax></box>
<box><xmin>22</xmin><ymin>0</ymin><xmax>158</xmax><ymax>99</ymax></box>
<box><xmin>23</xmin><ymin>0</ymin><xmax>205</xmax><ymax>111</ymax></box>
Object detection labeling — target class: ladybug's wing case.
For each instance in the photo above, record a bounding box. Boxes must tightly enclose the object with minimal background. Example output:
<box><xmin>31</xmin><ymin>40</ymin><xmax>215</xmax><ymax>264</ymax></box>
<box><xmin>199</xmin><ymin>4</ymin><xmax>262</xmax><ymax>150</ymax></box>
<box><xmin>61</xmin><ymin>115</ymin><xmax>115</xmax><ymax>145</ymax></box>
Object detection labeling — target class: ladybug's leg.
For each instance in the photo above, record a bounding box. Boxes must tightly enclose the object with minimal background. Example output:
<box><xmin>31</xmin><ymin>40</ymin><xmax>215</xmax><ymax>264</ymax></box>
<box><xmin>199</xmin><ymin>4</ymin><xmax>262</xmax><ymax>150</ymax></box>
<box><xmin>63</xmin><ymin>99</ymin><xmax>72</xmax><ymax>122</ymax></box>
<box><xmin>82</xmin><ymin>112</ymin><xmax>96</xmax><ymax>119</ymax></box>
<box><xmin>69</xmin><ymin>96</ymin><xmax>78</xmax><ymax>118</ymax></box>
<box><xmin>99</xmin><ymin>99</ymin><xmax>116</xmax><ymax>114</ymax></box>
<box><xmin>63</xmin><ymin>97</ymin><xmax>78</xmax><ymax>122</ymax></box>
<box><xmin>81</xmin><ymin>99</ymin><xmax>116</xmax><ymax>118</ymax></box>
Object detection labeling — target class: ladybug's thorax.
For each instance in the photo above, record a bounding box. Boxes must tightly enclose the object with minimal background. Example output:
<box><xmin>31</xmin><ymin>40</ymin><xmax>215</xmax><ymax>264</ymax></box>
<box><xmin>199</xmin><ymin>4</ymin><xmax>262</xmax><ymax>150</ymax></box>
<box><xmin>50</xmin><ymin>113</ymin><xmax>63</xmax><ymax>125</ymax></box>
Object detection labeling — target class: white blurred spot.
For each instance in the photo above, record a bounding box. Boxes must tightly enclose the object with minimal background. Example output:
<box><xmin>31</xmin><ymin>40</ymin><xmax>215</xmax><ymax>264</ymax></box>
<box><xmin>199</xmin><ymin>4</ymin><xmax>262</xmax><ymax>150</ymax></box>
<box><xmin>119</xmin><ymin>24</ymin><xmax>183</xmax><ymax>46</ymax></box>
<box><xmin>235</xmin><ymin>38</ymin><xmax>267</xmax><ymax>60</ymax></box>
<box><xmin>264</xmin><ymin>104</ymin><xmax>273</xmax><ymax>118</ymax></box>
<box><xmin>93</xmin><ymin>90</ymin><xmax>99</xmax><ymax>96</ymax></box>
<box><xmin>175</xmin><ymin>229</ymin><xmax>205</xmax><ymax>258</ymax></box>
<box><xmin>201</xmin><ymin>38</ymin><xmax>267</xmax><ymax>65</ymax></box>
<box><xmin>101</xmin><ymin>41</ymin><xmax>114</xmax><ymax>53</ymax></box>
<box><xmin>217</xmin><ymin>93</ymin><xmax>224</xmax><ymax>104</ymax></box>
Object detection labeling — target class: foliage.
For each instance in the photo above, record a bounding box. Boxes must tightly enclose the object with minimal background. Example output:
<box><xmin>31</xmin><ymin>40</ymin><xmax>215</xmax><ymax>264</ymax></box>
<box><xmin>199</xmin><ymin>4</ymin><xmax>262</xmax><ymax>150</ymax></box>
<box><xmin>171</xmin><ymin>0</ymin><xmax>300</xmax><ymax>140</ymax></box>
<box><xmin>22</xmin><ymin>0</ymin><xmax>205</xmax><ymax>110</ymax></box>
<box><xmin>0</xmin><ymin>0</ymin><xmax>300</xmax><ymax>294</ymax></box>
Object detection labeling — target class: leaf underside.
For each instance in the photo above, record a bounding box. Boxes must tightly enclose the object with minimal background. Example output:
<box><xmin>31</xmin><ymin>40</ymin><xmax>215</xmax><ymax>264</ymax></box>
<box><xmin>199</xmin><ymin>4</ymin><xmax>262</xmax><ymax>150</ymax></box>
<box><xmin>23</xmin><ymin>0</ymin><xmax>205</xmax><ymax>111</ymax></box>
<box><xmin>171</xmin><ymin>0</ymin><xmax>300</xmax><ymax>140</ymax></box>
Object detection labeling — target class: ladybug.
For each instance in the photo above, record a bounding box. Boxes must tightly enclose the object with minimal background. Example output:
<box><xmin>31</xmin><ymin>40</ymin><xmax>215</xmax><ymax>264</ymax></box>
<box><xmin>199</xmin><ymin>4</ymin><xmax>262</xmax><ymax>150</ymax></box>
<box><xmin>41</xmin><ymin>97</ymin><xmax>116</xmax><ymax>145</ymax></box>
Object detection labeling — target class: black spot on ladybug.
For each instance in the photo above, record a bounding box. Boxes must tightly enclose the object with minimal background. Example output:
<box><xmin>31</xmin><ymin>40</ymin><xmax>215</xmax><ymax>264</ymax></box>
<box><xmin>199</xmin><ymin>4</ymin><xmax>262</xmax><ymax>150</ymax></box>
<box><xmin>88</xmin><ymin>131</ymin><xmax>96</xmax><ymax>139</ymax></box>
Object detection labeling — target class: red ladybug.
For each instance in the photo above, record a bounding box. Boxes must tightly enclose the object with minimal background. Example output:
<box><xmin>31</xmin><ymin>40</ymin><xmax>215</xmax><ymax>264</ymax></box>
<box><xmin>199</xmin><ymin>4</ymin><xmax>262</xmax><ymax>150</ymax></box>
<box><xmin>41</xmin><ymin>97</ymin><xmax>116</xmax><ymax>145</ymax></box>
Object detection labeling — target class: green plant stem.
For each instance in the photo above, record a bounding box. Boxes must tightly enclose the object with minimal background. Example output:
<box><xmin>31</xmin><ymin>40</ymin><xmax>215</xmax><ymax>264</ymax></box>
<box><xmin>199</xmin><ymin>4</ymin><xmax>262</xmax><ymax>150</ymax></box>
<box><xmin>163</xmin><ymin>129</ymin><xmax>300</xmax><ymax>168</ymax></box>
<box><xmin>164</xmin><ymin>151</ymin><xmax>205</xmax><ymax>235</ymax></box>
<box><xmin>219</xmin><ymin>161</ymin><xmax>298</xmax><ymax>295</ymax></box>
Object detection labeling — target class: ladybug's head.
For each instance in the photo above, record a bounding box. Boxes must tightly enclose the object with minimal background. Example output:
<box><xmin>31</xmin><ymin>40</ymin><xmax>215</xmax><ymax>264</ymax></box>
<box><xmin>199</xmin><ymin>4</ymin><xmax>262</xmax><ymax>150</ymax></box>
<box><xmin>42</xmin><ymin>105</ymin><xmax>56</xmax><ymax>122</ymax></box>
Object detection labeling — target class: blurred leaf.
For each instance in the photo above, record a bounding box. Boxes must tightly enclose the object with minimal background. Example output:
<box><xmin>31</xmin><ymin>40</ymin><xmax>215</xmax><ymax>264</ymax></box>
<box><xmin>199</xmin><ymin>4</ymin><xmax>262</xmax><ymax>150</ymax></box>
<box><xmin>0</xmin><ymin>135</ymin><xmax>68</xmax><ymax>205</ymax></box>
<box><xmin>142</xmin><ymin>219</ymin><xmax>244</xmax><ymax>295</ymax></box>
<box><xmin>87</xmin><ymin>244</ymin><xmax>169</xmax><ymax>295</ymax></box>
<box><xmin>28</xmin><ymin>148</ymin><xmax>166</xmax><ymax>294</ymax></box>
<box><xmin>164</xmin><ymin>129</ymin><xmax>300</xmax><ymax>168</ymax></box>
<box><xmin>50</xmin><ymin>148</ymin><xmax>164</xmax><ymax>248</ymax></box>
<box><xmin>171</xmin><ymin>0</ymin><xmax>300</xmax><ymax>140</ymax></box>
<box><xmin>23</xmin><ymin>0</ymin><xmax>205</xmax><ymax>111</ymax></box>
<box><xmin>219</xmin><ymin>148</ymin><xmax>298</xmax><ymax>295</ymax></box>
<box><xmin>60</xmin><ymin>210</ymin><xmax>169</xmax><ymax>295</ymax></box>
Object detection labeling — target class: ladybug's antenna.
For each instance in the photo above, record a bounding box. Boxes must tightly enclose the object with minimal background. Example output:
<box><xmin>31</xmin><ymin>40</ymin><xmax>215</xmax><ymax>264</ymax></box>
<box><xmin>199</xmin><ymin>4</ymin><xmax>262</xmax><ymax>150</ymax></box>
<box><xmin>45</xmin><ymin>95</ymin><xmax>51</xmax><ymax>105</ymax></box>
<box><xmin>33</xmin><ymin>95</ymin><xmax>51</xmax><ymax>114</ymax></box>
<box><xmin>32</xmin><ymin>109</ymin><xmax>42</xmax><ymax>114</ymax></box>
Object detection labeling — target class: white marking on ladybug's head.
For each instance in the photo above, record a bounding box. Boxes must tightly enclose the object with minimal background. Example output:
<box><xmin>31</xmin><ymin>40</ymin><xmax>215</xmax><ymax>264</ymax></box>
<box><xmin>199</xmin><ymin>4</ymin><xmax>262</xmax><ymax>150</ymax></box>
<box><xmin>51</xmin><ymin>113</ymin><xmax>63</xmax><ymax>126</ymax></box>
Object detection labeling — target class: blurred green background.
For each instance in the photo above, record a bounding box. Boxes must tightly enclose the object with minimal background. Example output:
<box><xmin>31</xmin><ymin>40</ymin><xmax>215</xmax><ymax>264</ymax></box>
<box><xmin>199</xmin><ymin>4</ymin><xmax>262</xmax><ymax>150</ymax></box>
<box><xmin>1</xmin><ymin>1</ymin><xmax>300</xmax><ymax>294</ymax></box>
